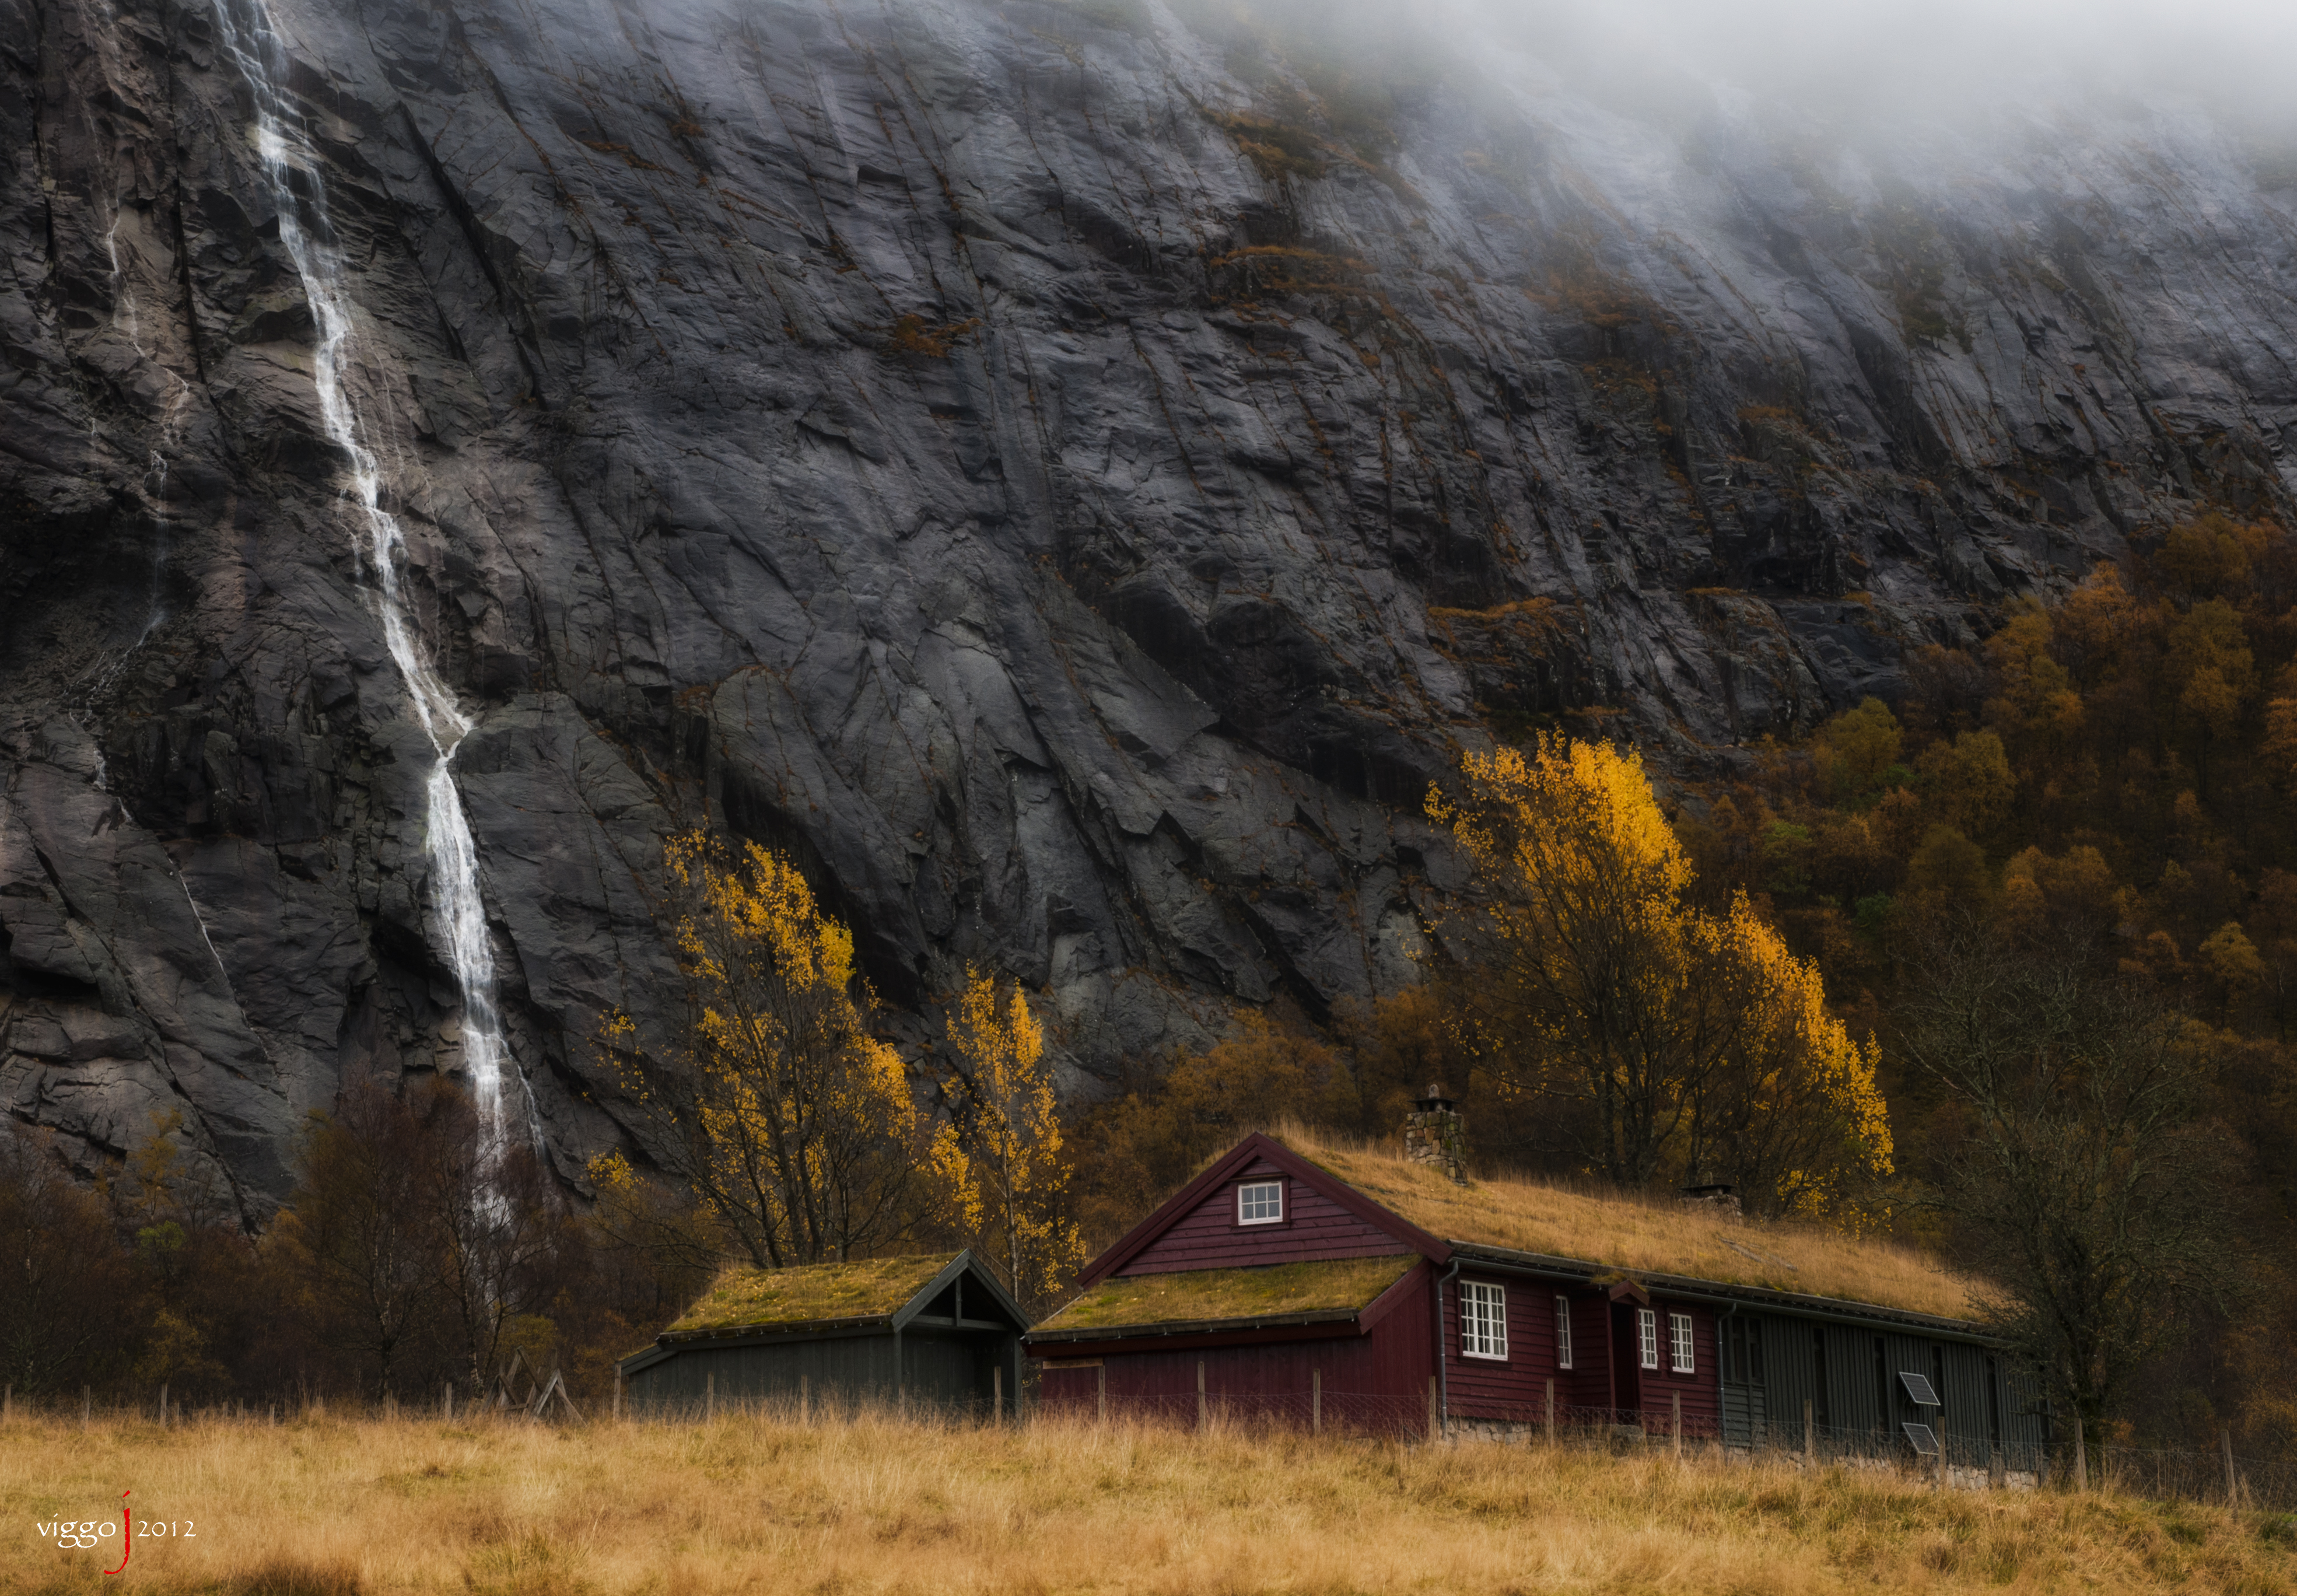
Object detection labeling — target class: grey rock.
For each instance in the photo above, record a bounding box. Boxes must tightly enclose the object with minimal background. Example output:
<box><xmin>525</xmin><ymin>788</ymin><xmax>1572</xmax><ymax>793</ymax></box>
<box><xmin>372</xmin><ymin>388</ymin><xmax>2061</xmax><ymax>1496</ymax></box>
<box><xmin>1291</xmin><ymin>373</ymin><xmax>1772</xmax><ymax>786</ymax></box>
<box><xmin>3</xmin><ymin>0</ymin><xmax>2292</xmax><ymax>1215</ymax></box>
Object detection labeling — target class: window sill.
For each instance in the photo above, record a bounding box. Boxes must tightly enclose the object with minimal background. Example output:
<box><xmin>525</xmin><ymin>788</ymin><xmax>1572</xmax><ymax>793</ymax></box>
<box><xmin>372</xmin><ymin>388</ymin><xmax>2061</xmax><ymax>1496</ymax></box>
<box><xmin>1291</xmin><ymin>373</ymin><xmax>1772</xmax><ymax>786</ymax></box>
<box><xmin>1461</xmin><ymin>1351</ymin><xmax>1510</xmax><ymax>1362</ymax></box>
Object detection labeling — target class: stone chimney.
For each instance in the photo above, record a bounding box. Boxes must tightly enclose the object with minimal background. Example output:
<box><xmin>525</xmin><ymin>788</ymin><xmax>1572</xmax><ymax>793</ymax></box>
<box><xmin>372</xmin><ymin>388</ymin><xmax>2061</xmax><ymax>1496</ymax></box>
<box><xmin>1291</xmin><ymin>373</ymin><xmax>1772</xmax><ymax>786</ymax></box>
<box><xmin>1405</xmin><ymin>1083</ymin><xmax>1467</xmax><ymax>1185</ymax></box>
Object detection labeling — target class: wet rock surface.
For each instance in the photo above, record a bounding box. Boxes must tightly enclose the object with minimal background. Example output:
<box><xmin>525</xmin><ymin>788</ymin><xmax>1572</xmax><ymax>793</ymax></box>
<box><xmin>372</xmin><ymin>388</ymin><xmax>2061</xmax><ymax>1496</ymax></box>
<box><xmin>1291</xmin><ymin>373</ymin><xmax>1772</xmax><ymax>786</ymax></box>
<box><xmin>4</xmin><ymin>0</ymin><xmax>2293</xmax><ymax>1213</ymax></box>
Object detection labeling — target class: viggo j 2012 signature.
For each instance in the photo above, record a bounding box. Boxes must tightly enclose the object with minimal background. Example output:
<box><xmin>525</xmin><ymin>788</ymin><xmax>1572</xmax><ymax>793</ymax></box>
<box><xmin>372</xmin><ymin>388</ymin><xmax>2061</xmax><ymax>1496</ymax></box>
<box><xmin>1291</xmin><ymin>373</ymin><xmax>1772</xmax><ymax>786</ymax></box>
<box><xmin>40</xmin><ymin>1492</ymin><xmax>193</xmax><ymax>1572</ymax></box>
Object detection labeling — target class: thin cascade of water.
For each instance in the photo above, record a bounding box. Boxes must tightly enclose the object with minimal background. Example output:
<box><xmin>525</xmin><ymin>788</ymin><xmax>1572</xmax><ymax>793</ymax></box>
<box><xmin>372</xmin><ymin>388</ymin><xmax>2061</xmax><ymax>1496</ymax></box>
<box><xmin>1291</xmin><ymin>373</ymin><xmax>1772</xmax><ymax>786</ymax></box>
<box><xmin>204</xmin><ymin>0</ymin><xmax>540</xmax><ymax>1191</ymax></box>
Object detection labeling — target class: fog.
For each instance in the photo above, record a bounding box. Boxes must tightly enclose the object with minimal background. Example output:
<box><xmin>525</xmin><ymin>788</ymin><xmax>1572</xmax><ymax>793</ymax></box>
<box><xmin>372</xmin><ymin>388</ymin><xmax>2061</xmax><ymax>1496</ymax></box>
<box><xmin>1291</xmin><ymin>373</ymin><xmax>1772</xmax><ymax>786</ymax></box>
<box><xmin>1186</xmin><ymin>0</ymin><xmax>2297</xmax><ymax>139</ymax></box>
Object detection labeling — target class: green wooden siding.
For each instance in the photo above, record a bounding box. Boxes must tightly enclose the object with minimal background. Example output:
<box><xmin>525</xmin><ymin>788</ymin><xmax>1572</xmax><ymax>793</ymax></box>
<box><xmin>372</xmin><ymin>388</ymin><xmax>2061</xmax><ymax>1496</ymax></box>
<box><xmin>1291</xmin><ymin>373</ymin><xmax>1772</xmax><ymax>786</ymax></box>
<box><xmin>1715</xmin><ymin>1312</ymin><xmax>2050</xmax><ymax>1464</ymax></box>
<box><xmin>628</xmin><ymin>1327</ymin><xmax>1019</xmax><ymax>1417</ymax></box>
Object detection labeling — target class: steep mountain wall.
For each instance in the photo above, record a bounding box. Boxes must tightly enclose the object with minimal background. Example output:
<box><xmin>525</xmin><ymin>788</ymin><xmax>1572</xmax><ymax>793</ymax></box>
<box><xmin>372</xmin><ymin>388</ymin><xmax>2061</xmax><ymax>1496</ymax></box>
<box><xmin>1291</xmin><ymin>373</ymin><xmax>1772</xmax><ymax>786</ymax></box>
<box><xmin>4</xmin><ymin>0</ymin><xmax>2294</xmax><ymax>1215</ymax></box>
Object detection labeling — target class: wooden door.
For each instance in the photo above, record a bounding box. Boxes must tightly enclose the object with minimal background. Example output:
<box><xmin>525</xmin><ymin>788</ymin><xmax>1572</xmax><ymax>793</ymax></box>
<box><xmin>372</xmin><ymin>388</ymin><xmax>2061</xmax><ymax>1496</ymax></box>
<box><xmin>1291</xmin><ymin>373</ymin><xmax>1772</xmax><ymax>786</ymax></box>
<box><xmin>1609</xmin><ymin>1304</ymin><xmax>1641</xmax><ymax>1418</ymax></box>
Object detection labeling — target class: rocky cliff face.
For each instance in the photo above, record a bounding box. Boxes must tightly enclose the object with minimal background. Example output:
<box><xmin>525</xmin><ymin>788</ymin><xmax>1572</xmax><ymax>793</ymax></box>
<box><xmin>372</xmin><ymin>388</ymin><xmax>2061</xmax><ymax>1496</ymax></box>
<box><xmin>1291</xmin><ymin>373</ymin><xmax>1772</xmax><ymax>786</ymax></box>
<box><xmin>4</xmin><ymin>0</ymin><xmax>2294</xmax><ymax>1216</ymax></box>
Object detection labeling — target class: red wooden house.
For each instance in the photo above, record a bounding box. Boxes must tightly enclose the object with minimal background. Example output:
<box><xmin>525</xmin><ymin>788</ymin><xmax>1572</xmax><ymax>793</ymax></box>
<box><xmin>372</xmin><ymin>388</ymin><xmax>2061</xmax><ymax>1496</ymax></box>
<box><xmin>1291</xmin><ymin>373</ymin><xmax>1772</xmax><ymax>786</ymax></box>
<box><xmin>1028</xmin><ymin>1123</ymin><xmax>2049</xmax><ymax>1468</ymax></box>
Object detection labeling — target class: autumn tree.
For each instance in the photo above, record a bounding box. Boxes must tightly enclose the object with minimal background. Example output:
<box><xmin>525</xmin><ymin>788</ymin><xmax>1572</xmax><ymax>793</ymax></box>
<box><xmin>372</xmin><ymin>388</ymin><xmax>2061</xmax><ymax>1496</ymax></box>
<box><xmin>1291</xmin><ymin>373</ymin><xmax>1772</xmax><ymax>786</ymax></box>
<box><xmin>1429</xmin><ymin>733</ymin><xmax>1892</xmax><ymax>1214</ymax></box>
<box><xmin>935</xmin><ymin>969</ymin><xmax>1083</xmax><ymax>1310</ymax></box>
<box><xmin>119</xmin><ymin>1111</ymin><xmax>254</xmax><ymax>1396</ymax></box>
<box><xmin>416</xmin><ymin>1091</ymin><xmax>566</xmax><ymax>1393</ymax></box>
<box><xmin>1896</xmin><ymin>918</ymin><xmax>2251</xmax><ymax>1451</ymax></box>
<box><xmin>0</xmin><ymin>1123</ymin><xmax>137</xmax><ymax>1396</ymax></box>
<box><xmin>273</xmin><ymin>1084</ymin><xmax>455</xmax><ymax>1398</ymax></box>
<box><xmin>596</xmin><ymin>832</ymin><xmax>928</xmax><ymax>1269</ymax></box>
<box><xmin>1683</xmin><ymin>897</ymin><xmax>1893</xmax><ymax>1221</ymax></box>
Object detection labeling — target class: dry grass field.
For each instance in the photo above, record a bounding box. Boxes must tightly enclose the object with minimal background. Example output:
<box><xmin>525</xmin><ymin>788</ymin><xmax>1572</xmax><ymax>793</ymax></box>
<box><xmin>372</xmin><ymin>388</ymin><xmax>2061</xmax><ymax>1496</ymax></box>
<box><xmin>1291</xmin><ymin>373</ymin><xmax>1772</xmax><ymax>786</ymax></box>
<box><xmin>8</xmin><ymin>1408</ymin><xmax>2297</xmax><ymax>1596</ymax></box>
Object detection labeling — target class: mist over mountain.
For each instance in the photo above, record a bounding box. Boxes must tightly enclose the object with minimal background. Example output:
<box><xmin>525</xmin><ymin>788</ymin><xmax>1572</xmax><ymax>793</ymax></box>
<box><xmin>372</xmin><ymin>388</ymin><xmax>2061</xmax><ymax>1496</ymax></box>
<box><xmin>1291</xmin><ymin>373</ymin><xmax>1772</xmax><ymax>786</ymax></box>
<box><xmin>3</xmin><ymin>0</ymin><xmax>2293</xmax><ymax>1218</ymax></box>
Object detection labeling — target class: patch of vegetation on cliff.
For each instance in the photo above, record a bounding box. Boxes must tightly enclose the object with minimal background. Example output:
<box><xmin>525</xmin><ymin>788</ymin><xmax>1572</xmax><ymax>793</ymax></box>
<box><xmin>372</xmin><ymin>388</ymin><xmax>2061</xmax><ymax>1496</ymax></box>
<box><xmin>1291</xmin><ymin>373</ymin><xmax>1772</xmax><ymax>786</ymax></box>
<box><xmin>1868</xmin><ymin>197</ymin><xmax>1971</xmax><ymax>352</ymax></box>
<box><xmin>885</xmin><ymin>313</ymin><xmax>983</xmax><ymax>358</ymax></box>
<box><xmin>1204</xmin><ymin>243</ymin><xmax>1373</xmax><ymax>301</ymax></box>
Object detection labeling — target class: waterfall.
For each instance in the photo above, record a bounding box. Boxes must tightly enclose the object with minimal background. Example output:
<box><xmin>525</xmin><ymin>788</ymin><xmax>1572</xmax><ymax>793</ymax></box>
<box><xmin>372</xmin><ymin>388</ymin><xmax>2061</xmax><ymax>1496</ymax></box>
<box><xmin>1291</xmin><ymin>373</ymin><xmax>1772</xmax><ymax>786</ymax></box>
<box><xmin>205</xmin><ymin>0</ymin><xmax>535</xmax><ymax>1190</ymax></box>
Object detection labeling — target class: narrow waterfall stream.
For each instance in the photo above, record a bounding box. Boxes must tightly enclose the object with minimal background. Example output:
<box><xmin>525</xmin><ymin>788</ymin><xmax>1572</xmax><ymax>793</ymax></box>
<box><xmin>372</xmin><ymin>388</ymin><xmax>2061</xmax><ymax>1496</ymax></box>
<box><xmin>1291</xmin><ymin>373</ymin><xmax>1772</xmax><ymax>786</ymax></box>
<box><xmin>206</xmin><ymin>0</ymin><xmax>537</xmax><ymax>1192</ymax></box>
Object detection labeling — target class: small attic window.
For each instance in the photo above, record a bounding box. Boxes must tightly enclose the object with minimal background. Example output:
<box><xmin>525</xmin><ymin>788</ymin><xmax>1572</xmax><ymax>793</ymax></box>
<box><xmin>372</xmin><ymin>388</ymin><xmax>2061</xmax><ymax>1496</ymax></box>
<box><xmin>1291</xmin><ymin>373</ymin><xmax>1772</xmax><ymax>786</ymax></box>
<box><xmin>1237</xmin><ymin>1179</ymin><xmax>1284</xmax><ymax>1225</ymax></box>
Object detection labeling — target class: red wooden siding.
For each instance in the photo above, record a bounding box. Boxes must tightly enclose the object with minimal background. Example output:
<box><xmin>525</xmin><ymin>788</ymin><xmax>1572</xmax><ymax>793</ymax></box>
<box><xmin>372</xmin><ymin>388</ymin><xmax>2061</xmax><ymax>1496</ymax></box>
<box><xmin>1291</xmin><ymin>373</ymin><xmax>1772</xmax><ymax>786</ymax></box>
<box><xmin>1444</xmin><ymin>1270</ymin><xmax>1556</xmax><ymax>1420</ymax></box>
<box><xmin>1561</xmin><ymin>1292</ymin><xmax>1614</xmax><ymax>1412</ymax></box>
<box><xmin>1039</xmin><ymin>1265</ymin><xmax>1433</xmax><ymax>1427</ymax></box>
<box><xmin>1121</xmin><ymin>1157</ymin><xmax>1412</xmax><ymax>1276</ymax></box>
<box><xmin>1433</xmin><ymin>1281</ymin><xmax>1718</xmax><ymax>1432</ymax></box>
<box><xmin>1636</xmin><ymin>1299</ymin><xmax>1720</xmax><ymax>1433</ymax></box>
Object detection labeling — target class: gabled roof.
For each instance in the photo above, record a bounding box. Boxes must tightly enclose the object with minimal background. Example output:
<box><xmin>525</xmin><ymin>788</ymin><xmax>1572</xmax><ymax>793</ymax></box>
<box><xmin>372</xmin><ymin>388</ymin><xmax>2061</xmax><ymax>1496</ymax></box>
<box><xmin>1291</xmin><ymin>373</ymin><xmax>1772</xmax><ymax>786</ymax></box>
<box><xmin>642</xmin><ymin>1249</ymin><xmax>1026</xmax><ymax>1353</ymax></box>
<box><xmin>1066</xmin><ymin>1128</ymin><xmax>1981</xmax><ymax>1328</ymax></box>
<box><xmin>1032</xmin><ymin>1255</ymin><xmax>1419</xmax><ymax>1343</ymax></box>
<box><xmin>1287</xmin><ymin>1132</ymin><xmax>1979</xmax><ymax>1323</ymax></box>
<box><xmin>1077</xmin><ymin>1132</ymin><xmax>1447</xmax><ymax>1288</ymax></box>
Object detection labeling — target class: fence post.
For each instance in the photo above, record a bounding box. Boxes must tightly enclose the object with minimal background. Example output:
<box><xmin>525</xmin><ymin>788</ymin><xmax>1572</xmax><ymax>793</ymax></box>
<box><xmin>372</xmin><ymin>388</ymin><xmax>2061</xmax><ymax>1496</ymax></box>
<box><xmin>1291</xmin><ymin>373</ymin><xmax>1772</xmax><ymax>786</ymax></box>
<box><xmin>1804</xmin><ymin>1398</ymin><xmax>1814</xmax><ymax>1461</ymax></box>
<box><xmin>1672</xmin><ymin>1391</ymin><xmax>1682</xmax><ymax>1456</ymax></box>
<box><xmin>1989</xmin><ymin>1444</ymin><xmax>2004</xmax><ymax>1490</ymax></box>
<box><xmin>705</xmin><ymin>1371</ymin><xmax>714</xmax><ymax>1423</ymax></box>
<box><xmin>2072</xmin><ymin>1418</ymin><xmax>2088</xmax><ymax>1492</ymax></box>
<box><xmin>2224</xmin><ymin>1427</ymin><xmax>2240</xmax><ymax>1506</ymax></box>
<box><xmin>1428</xmin><ymin>1376</ymin><xmax>1438</xmax><ymax>1443</ymax></box>
<box><xmin>1096</xmin><ymin>1366</ymin><xmax>1105</xmax><ymax>1426</ymax></box>
<box><xmin>1937</xmin><ymin>1415</ymin><xmax>1946</xmax><ymax>1493</ymax></box>
<box><xmin>993</xmin><ymin>1366</ymin><xmax>1003</xmax><ymax>1424</ymax></box>
<box><xmin>1197</xmin><ymin>1362</ymin><xmax>1207</xmax><ymax>1433</ymax></box>
<box><xmin>1312</xmin><ymin>1368</ymin><xmax>1321</xmax><ymax>1436</ymax></box>
<box><xmin>608</xmin><ymin>1372</ymin><xmax>617</xmax><ymax>1424</ymax></box>
<box><xmin>1545</xmin><ymin>1378</ymin><xmax>1555</xmax><ymax>1447</ymax></box>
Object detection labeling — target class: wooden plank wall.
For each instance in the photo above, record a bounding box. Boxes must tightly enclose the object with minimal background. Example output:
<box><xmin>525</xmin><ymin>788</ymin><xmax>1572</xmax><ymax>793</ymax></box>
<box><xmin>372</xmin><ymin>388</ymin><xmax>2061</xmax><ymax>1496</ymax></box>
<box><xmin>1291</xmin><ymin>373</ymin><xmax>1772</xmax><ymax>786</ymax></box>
<box><xmin>1122</xmin><ymin>1157</ymin><xmax>1413</xmax><ymax>1275</ymax></box>
<box><xmin>628</xmin><ymin>1329</ymin><xmax>1008</xmax><ymax>1414</ymax></box>
<box><xmin>1445</xmin><ymin>1269</ymin><xmax>1563</xmax><ymax>1419</ymax></box>
<box><xmin>1630</xmin><ymin>1299</ymin><xmax>1720</xmax><ymax>1432</ymax></box>
<box><xmin>1039</xmin><ymin>1266</ymin><xmax>1434</xmax><ymax>1415</ymax></box>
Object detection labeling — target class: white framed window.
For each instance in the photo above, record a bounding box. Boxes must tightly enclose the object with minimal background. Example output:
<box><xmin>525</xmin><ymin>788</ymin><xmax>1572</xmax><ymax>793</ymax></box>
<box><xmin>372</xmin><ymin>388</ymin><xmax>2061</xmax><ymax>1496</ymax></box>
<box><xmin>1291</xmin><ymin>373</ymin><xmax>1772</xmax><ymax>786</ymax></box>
<box><xmin>1637</xmin><ymin>1307</ymin><xmax>1659</xmax><ymax>1370</ymax></box>
<box><xmin>1236</xmin><ymin>1179</ymin><xmax>1284</xmax><ymax>1226</ymax></box>
<box><xmin>1555</xmin><ymin>1295</ymin><xmax>1574</xmax><ymax>1370</ymax></box>
<box><xmin>1461</xmin><ymin>1282</ymin><xmax>1508</xmax><ymax>1360</ymax></box>
<box><xmin>1669</xmin><ymin>1312</ymin><xmax>1695</xmax><ymax>1374</ymax></box>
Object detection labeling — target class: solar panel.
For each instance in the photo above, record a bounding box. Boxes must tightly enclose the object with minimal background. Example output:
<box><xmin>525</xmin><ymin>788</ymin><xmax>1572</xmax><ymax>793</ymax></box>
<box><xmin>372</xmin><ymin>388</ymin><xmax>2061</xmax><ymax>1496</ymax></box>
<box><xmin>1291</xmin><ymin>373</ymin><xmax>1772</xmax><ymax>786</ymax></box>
<box><xmin>1899</xmin><ymin>1371</ymin><xmax>1941</xmax><ymax>1407</ymax></box>
<box><xmin>1902</xmin><ymin>1422</ymin><xmax>1940</xmax><ymax>1457</ymax></box>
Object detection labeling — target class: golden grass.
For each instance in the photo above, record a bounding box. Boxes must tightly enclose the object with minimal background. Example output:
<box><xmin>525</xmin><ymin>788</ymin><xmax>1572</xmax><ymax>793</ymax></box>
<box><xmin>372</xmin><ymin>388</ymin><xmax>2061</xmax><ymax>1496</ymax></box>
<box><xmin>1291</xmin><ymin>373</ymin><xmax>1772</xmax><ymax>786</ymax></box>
<box><xmin>667</xmin><ymin>1252</ymin><xmax>958</xmax><ymax>1335</ymax></box>
<box><xmin>1277</xmin><ymin>1126</ymin><xmax>1981</xmax><ymax>1321</ymax></box>
<box><xmin>1038</xmin><ymin>1255</ymin><xmax>1415</xmax><ymax>1333</ymax></box>
<box><xmin>6</xmin><ymin>1409</ymin><xmax>2291</xmax><ymax>1595</ymax></box>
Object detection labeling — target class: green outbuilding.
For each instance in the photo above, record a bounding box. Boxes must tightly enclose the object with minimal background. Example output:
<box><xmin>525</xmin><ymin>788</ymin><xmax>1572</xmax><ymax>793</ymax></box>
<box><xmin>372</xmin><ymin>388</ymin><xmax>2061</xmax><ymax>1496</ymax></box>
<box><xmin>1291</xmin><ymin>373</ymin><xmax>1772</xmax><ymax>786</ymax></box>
<box><xmin>618</xmin><ymin>1250</ymin><xmax>1027</xmax><ymax>1419</ymax></box>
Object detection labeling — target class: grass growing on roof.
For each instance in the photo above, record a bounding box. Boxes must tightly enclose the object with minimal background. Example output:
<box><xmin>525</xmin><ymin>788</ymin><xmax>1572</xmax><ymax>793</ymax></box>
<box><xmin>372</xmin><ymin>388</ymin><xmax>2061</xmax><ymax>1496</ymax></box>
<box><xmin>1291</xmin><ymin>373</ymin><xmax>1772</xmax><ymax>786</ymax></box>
<box><xmin>1274</xmin><ymin>1125</ymin><xmax>1981</xmax><ymax>1321</ymax></box>
<box><xmin>667</xmin><ymin>1252</ymin><xmax>958</xmax><ymax>1334</ymax></box>
<box><xmin>1039</xmin><ymin>1255</ymin><xmax>1416</xmax><ymax>1333</ymax></box>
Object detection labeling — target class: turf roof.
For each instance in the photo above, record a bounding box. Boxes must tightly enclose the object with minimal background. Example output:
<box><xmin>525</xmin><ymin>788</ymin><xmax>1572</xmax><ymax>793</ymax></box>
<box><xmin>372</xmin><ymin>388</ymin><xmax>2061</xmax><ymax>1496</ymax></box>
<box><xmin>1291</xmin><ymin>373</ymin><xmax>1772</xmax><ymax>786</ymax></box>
<box><xmin>1281</xmin><ymin>1130</ymin><xmax>1979</xmax><ymax>1321</ymax></box>
<box><xmin>667</xmin><ymin>1252</ymin><xmax>960</xmax><ymax>1335</ymax></box>
<box><xmin>1037</xmin><ymin>1254</ymin><xmax>1417</xmax><ymax>1334</ymax></box>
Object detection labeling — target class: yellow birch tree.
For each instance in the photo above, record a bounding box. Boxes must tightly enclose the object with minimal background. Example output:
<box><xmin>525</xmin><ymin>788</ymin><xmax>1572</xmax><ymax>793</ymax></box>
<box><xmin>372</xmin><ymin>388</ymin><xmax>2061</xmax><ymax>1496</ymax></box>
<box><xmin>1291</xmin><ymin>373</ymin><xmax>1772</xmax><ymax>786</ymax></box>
<box><xmin>592</xmin><ymin>832</ymin><xmax>927</xmax><ymax>1268</ymax></box>
<box><xmin>1429</xmin><ymin>733</ymin><xmax>1891</xmax><ymax>1217</ymax></box>
<box><xmin>934</xmin><ymin>970</ymin><xmax>1084</xmax><ymax>1309</ymax></box>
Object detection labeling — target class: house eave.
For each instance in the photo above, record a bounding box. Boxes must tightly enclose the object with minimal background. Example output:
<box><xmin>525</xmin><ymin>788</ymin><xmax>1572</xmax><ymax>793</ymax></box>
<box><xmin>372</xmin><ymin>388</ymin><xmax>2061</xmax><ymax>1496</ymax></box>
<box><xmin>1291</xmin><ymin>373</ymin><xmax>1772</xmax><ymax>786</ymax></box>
<box><xmin>1442</xmin><ymin>1240</ymin><xmax>1997</xmax><ymax>1340</ymax></box>
<box><xmin>651</xmin><ymin>1314</ymin><xmax>895</xmax><ymax>1349</ymax></box>
<box><xmin>1025</xmin><ymin>1307</ymin><xmax>1364</xmax><ymax>1348</ymax></box>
